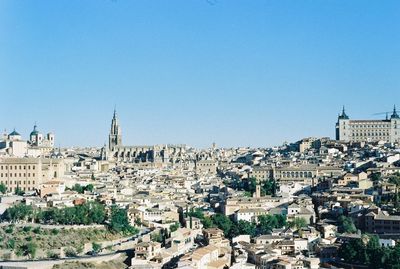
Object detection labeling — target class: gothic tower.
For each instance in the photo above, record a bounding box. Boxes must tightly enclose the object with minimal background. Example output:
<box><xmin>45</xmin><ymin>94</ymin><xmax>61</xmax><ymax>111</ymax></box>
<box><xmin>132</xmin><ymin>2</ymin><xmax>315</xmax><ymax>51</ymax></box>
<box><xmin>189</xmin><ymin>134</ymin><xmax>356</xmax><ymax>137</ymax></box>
<box><xmin>109</xmin><ymin>109</ymin><xmax>122</xmax><ymax>151</ymax></box>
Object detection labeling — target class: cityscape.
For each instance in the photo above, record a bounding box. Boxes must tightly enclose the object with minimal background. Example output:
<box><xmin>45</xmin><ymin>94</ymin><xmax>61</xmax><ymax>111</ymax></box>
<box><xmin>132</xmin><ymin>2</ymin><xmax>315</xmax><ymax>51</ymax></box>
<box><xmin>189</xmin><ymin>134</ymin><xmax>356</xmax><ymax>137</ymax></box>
<box><xmin>1</xmin><ymin>108</ymin><xmax>400</xmax><ymax>269</ymax></box>
<box><xmin>1</xmin><ymin>1</ymin><xmax>400</xmax><ymax>269</ymax></box>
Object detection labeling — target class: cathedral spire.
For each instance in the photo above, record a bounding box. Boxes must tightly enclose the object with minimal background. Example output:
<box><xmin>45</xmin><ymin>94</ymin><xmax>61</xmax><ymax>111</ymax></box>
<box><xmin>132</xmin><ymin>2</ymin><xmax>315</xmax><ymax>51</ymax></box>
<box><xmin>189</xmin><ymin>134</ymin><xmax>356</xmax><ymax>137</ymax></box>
<box><xmin>109</xmin><ymin>108</ymin><xmax>122</xmax><ymax>151</ymax></box>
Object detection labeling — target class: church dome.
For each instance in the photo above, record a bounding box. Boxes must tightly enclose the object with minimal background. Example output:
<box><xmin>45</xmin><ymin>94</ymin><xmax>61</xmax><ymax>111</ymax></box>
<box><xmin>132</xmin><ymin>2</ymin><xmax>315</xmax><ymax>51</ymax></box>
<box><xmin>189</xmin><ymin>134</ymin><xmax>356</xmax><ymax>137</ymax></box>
<box><xmin>30</xmin><ymin>124</ymin><xmax>39</xmax><ymax>136</ymax></box>
<box><xmin>9</xmin><ymin>129</ymin><xmax>20</xmax><ymax>136</ymax></box>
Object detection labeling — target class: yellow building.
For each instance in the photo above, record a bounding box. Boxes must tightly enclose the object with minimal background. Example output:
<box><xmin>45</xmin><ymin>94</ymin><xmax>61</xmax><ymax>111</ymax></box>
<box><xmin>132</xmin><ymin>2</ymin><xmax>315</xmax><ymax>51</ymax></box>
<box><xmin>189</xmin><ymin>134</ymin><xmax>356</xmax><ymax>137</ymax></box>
<box><xmin>0</xmin><ymin>157</ymin><xmax>64</xmax><ymax>193</ymax></box>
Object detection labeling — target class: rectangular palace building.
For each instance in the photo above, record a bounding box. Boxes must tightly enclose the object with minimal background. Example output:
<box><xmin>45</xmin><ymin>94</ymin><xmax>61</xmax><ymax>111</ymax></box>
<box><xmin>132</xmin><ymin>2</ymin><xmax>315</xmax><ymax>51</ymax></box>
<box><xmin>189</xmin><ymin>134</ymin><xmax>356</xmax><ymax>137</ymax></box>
<box><xmin>335</xmin><ymin>106</ymin><xmax>400</xmax><ymax>143</ymax></box>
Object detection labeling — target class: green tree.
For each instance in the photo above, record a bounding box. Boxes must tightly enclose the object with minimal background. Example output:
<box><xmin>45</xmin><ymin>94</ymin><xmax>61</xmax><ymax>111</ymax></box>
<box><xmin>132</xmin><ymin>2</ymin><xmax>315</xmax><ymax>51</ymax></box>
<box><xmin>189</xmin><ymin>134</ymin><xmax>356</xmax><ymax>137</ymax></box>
<box><xmin>338</xmin><ymin>215</ymin><xmax>357</xmax><ymax>233</ymax></box>
<box><xmin>134</xmin><ymin>217</ymin><xmax>142</xmax><ymax>226</ymax></box>
<box><xmin>92</xmin><ymin>242</ymin><xmax>101</xmax><ymax>254</ymax></box>
<box><xmin>211</xmin><ymin>214</ymin><xmax>233</xmax><ymax>237</ymax></box>
<box><xmin>170</xmin><ymin>222</ymin><xmax>180</xmax><ymax>232</ymax></box>
<box><xmin>151</xmin><ymin>232</ymin><xmax>163</xmax><ymax>243</ymax></box>
<box><xmin>188</xmin><ymin>208</ymin><xmax>205</xmax><ymax>219</ymax></box>
<box><xmin>237</xmin><ymin>220</ymin><xmax>257</xmax><ymax>237</ymax></box>
<box><xmin>21</xmin><ymin>242</ymin><xmax>37</xmax><ymax>258</ymax></box>
<box><xmin>108</xmin><ymin>206</ymin><xmax>135</xmax><ymax>234</ymax></box>
<box><xmin>289</xmin><ymin>217</ymin><xmax>307</xmax><ymax>229</ymax></box>
<box><xmin>71</xmin><ymin>184</ymin><xmax>84</xmax><ymax>194</ymax></box>
<box><xmin>86</xmin><ymin>201</ymin><xmax>106</xmax><ymax>224</ymax></box>
<box><xmin>33</xmin><ymin>201</ymin><xmax>106</xmax><ymax>225</ymax></box>
<box><xmin>386</xmin><ymin>244</ymin><xmax>400</xmax><ymax>269</ymax></box>
<box><xmin>3</xmin><ymin>203</ymin><xmax>34</xmax><ymax>222</ymax></box>
<box><xmin>338</xmin><ymin>235</ymin><xmax>400</xmax><ymax>268</ymax></box>
<box><xmin>388</xmin><ymin>173</ymin><xmax>400</xmax><ymax>186</ymax></box>
<box><xmin>261</xmin><ymin>179</ymin><xmax>277</xmax><ymax>196</ymax></box>
<box><xmin>202</xmin><ymin>216</ymin><xmax>213</xmax><ymax>229</ymax></box>
<box><xmin>243</xmin><ymin>191</ymin><xmax>253</xmax><ymax>197</ymax></box>
<box><xmin>258</xmin><ymin>214</ymin><xmax>287</xmax><ymax>234</ymax></box>
<box><xmin>370</xmin><ymin>172</ymin><xmax>381</xmax><ymax>182</ymax></box>
<box><xmin>14</xmin><ymin>186</ymin><xmax>24</xmax><ymax>196</ymax></box>
<box><xmin>338</xmin><ymin>239</ymin><xmax>361</xmax><ymax>263</ymax></box>
<box><xmin>85</xmin><ymin>184</ymin><xmax>94</xmax><ymax>192</ymax></box>
<box><xmin>366</xmin><ymin>235</ymin><xmax>381</xmax><ymax>268</ymax></box>
<box><xmin>275</xmin><ymin>214</ymin><xmax>287</xmax><ymax>227</ymax></box>
<box><xmin>0</xmin><ymin>182</ymin><xmax>7</xmax><ymax>194</ymax></box>
<box><xmin>244</xmin><ymin>177</ymin><xmax>257</xmax><ymax>194</ymax></box>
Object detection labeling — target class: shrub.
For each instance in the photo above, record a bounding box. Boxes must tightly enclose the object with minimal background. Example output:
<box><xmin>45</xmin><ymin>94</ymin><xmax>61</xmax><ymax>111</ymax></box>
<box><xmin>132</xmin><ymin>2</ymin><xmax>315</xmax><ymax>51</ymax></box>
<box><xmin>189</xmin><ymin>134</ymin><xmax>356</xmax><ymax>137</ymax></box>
<box><xmin>51</xmin><ymin>229</ymin><xmax>59</xmax><ymax>235</ymax></box>
<box><xmin>64</xmin><ymin>247</ymin><xmax>77</xmax><ymax>257</ymax></box>
<box><xmin>47</xmin><ymin>251</ymin><xmax>60</xmax><ymax>259</ymax></box>
<box><xmin>33</xmin><ymin>227</ymin><xmax>41</xmax><ymax>234</ymax></box>
<box><xmin>6</xmin><ymin>239</ymin><xmax>15</xmax><ymax>250</ymax></box>
<box><xmin>21</xmin><ymin>242</ymin><xmax>37</xmax><ymax>258</ymax></box>
<box><xmin>23</xmin><ymin>226</ymin><xmax>32</xmax><ymax>232</ymax></box>
<box><xmin>76</xmin><ymin>244</ymin><xmax>84</xmax><ymax>254</ymax></box>
<box><xmin>92</xmin><ymin>242</ymin><xmax>101</xmax><ymax>253</ymax></box>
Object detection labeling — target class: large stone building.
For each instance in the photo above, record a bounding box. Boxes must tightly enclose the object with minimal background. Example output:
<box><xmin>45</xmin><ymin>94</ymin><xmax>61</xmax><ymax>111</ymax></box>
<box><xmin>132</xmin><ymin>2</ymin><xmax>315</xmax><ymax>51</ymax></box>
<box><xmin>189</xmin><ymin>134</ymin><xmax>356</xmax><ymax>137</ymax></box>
<box><xmin>0</xmin><ymin>157</ymin><xmax>65</xmax><ymax>193</ymax></box>
<box><xmin>251</xmin><ymin>165</ymin><xmax>342</xmax><ymax>185</ymax></box>
<box><xmin>335</xmin><ymin>106</ymin><xmax>400</xmax><ymax>143</ymax></box>
<box><xmin>104</xmin><ymin>110</ymin><xmax>186</xmax><ymax>163</ymax></box>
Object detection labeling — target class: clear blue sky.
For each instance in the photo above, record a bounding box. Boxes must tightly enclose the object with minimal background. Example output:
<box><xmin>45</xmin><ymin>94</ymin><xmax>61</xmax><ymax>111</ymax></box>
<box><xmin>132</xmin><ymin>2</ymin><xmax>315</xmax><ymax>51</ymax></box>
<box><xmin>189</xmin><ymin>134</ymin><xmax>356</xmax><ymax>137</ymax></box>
<box><xmin>1</xmin><ymin>0</ymin><xmax>399</xmax><ymax>148</ymax></box>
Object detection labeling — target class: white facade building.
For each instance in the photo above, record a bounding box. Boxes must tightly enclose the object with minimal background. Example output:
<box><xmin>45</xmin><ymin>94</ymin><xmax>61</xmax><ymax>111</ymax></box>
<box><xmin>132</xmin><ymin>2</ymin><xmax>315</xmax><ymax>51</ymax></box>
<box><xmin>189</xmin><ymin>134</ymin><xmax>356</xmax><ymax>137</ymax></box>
<box><xmin>336</xmin><ymin>106</ymin><xmax>400</xmax><ymax>143</ymax></box>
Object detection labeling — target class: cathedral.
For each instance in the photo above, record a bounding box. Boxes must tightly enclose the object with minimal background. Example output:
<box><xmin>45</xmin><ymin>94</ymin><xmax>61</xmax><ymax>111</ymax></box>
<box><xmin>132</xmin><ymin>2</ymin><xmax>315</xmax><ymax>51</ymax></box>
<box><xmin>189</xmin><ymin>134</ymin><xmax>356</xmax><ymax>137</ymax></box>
<box><xmin>103</xmin><ymin>109</ymin><xmax>186</xmax><ymax>163</ymax></box>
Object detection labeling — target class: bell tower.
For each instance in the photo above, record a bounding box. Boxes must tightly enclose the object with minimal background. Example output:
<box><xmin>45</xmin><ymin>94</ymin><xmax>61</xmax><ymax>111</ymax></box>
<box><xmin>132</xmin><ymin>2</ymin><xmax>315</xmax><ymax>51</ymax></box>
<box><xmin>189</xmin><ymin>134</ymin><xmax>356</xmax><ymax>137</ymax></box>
<box><xmin>109</xmin><ymin>108</ymin><xmax>122</xmax><ymax>151</ymax></box>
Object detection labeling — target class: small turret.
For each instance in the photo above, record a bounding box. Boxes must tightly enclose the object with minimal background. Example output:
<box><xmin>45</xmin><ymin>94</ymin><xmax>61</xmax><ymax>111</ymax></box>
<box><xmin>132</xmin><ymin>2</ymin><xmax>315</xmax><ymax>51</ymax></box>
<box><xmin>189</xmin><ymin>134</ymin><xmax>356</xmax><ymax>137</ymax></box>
<box><xmin>338</xmin><ymin>106</ymin><xmax>349</xmax><ymax>120</ymax></box>
<box><xmin>391</xmin><ymin>105</ymin><xmax>399</xmax><ymax>119</ymax></box>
